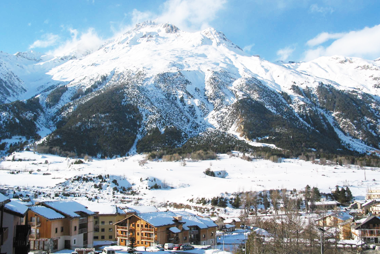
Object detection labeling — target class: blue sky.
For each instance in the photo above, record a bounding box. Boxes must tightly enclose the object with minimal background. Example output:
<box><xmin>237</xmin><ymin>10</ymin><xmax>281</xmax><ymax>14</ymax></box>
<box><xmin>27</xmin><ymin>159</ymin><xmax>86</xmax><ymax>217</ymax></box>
<box><xmin>1</xmin><ymin>0</ymin><xmax>380</xmax><ymax>62</ymax></box>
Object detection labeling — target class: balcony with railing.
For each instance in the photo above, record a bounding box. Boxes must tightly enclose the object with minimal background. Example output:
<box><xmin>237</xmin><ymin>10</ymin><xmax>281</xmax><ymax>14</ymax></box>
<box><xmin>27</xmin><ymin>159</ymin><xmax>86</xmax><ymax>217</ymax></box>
<box><xmin>29</xmin><ymin>233</ymin><xmax>40</xmax><ymax>239</ymax></box>
<box><xmin>360</xmin><ymin>229</ymin><xmax>380</xmax><ymax>237</ymax></box>
<box><xmin>79</xmin><ymin>228</ymin><xmax>87</xmax><ymax>234</ymax></box>
<box><xmin>141</xmin><ymin>227</ymin><xmax>154</xmax><ymax>232</ymax></box>
<box><xmin>14</xmin><ymin>225</ymin><xmax>31</xmax><ymax>252</ymax></box>
<box><xmin>28</xmin><ymin>221</ymin><xmax>41</xmax><ymax>227</ymax></box>
<box><xmin>79</xmin><ymin>217</ymin><xmax>88</xmax><ymax>224</ymax></box>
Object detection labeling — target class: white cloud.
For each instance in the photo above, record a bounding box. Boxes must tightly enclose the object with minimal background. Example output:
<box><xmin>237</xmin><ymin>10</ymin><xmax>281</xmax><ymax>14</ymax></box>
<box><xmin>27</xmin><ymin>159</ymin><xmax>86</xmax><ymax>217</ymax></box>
<box><xmin>309</xmin><ymin>4</ymin><xmax>334</xmax><ymax>15</ymax></box>
<box><xmin>29</xmin><ymin>33</ymin><xmax>60</xmax><ymax>49</ymax></box>
<box><xmin>243</xmin><ymin>44</ymin><xmax>255</xmax><ymax>53</ymax></box>
<box><xmin>50</xmin><ymin>28</ymin><xmax>103</xmax><ymax>57</ymax></box>
<box><xmin>306</xmin><ymin>32</ymin><xmax>345</xmax><ymax>47</ymax></box>
<box><xmin>277</xmin><ymin>46</ymin><xmax>295</xmax><ymax>61</ymax></box>
<box><xmin>156</xmin><ymin>0</ymin><xmax>226</xmax><ymax>31</ymax></box>
<box><xmin>304</xmin><ymin>24</ymin><xmax>380</xmax><ymax>61</ymax></box>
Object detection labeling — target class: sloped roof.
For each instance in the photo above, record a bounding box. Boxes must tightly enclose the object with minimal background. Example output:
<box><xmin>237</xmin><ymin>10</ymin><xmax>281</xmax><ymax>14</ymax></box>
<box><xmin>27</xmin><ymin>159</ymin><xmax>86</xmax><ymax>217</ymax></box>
<box><xmin>43</xmin><ymin>201</ymin><xmax>95</xmax><ymax>218</ymax></box>
<box><xmin>354</xmin><ymin>216</ymin><xmax>380</xmax><ymax>229</ymax></box>
<box><xmin>169</xmin><ymin>227</ymin><xmax>181</xmax><ymax>233</ymax></box>
<box><xmin>30</xmin><ymin>206</ymin><xmax>65</xmax><ymax>220</ymax></box>
<box><xmin>138</xmin><ymin>211</ymin><xmax>177</xmax><ymax>227</ymax></box>
<box><xmin>5</xmin><ymin>200</ymin><xmax>28</xmax><ymax>217</ymax></box>
<box><xmin>0</xmin><ymin>193</ymin><xmax>10</xmax><ymax>204</ymax></box>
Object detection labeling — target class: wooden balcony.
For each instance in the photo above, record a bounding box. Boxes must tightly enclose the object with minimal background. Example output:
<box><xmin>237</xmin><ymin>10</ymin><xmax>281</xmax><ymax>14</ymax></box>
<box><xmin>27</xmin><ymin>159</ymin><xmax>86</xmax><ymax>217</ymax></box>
<box><xmin>360</xmin><ymin>229</ymin><xmax>380</xmax><ymax>237</ymax></box>
<box><xmin>141</xmin><ymin>228</ymin><xmax>154</xmax><ymax>232</ymax></box>
<box><xmin>28</xmin><ymin>221</ymin><xmax>41</xmax><ymax>227</ymax></box>
<box><xmin>29</xmin><ymin>233</ymin><xmax>40</xmax><ymax>239</ymax></box>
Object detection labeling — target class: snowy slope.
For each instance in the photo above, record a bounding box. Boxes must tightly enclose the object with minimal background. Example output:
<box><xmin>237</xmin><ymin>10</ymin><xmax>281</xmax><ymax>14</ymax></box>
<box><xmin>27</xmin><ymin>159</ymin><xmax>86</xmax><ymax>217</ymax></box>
<box><xmin>0</xmin><ymin>22</ymin><xmax>380</xmax><ymax>156</ymax></box>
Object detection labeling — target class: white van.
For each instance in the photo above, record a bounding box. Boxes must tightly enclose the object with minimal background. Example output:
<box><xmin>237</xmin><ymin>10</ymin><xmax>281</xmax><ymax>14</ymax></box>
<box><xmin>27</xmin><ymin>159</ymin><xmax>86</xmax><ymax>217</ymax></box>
<box><xmin>102</xmin><ymin>249</ymin><xmax>116</xmax><ymax>254</ymax></box>
<box><xmin>164</xmin><ymin>243</ymin><xmax>174</xmax><ymax>250</ymax></box>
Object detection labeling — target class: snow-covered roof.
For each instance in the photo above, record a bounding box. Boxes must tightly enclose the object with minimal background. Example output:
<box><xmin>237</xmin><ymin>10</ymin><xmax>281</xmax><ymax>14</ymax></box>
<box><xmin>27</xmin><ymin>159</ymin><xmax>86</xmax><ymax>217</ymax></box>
<box><xmin>85</xmin><ymin>202</ymin><xmax>126</xmax><ymax>215</ymax></box>
<box><xmin>0</xmin><ymin>193</ymin><xmax>10</xmax><ymax>204</ymax></box>
<box><xmin>175</xmin><ymin>211</ymin><xmax>217</xmax><ymax>229</ymax></box>
<box><xmin>43</xmin><ymin>201</ymin><xmax>95</xmax><ymax>218</ymax></box>
<box><xmin>138</xmin><ymin>211</ymin><xmax>177</xmax><ymax>227</ymax></box>
<box><xmin>30</xmin><ymin>206</ymin><xmax>65</xmax><ymax>220</ymax></box>
<box><xmin>169</xmin><ymin>227</ymin><xmax>181</xmax><ymax>233</ymax></box>
<box><xmin>254</xmin><ymin>228</ymin><xmax>271</xmax><ymax>236</ymax></box>
<box><xmin>334</xmin><ymin>211</ymin><xmax>353</xmax><ymax>221</ymax></box>
<box><xmin>5</xmin><ymin>200</ymin><xmax>28</xmax><ymax>216</ymax></box>
<box><xmin>129</xmin><ymin>205</ymin><xmax>158</xmax><ymax>214</ymax></box>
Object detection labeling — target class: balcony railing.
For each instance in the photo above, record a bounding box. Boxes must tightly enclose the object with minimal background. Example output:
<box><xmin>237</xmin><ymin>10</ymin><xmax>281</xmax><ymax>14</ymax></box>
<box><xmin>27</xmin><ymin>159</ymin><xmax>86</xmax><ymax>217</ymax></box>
<box><xmin>79</xmin><ymin>228</ymin><xmax>87</xmax><ymax>234</ymax></box>
<box><xmin>79</xmin><ymin>217</ymin><xmax>88</xmax><ymax>224</ymax></box>
<box><xmin>190</xmin><ymin>230</ymin><xmax>199</xmax><ymax>234</ymax></box>
<box><xmin>361</xmin><ymin>230</ymin><xmax>380</xmax><ymax>237</ymax></box>
<box><xmin>141</xmin><ymin>228</ymin><xmax>154</xmax><ymax>232</ymax></box>
<box><xmin>117</xmin><ymin>233</ymin><xmax>129</xmax><ymax>239</ymax></box>
<box><xmin>28</xmin><ymin>221</ymin><xmax>41</xmax><ymax>227</ymax></box>
<box><xmin>29</xmin><ymin>233</ymin><xmax>40</xmax><ymax>239</ymax></box>
<box><xmin>1</xmin><ymin>227</ymin><xmax>9</xmax><ymax>245</ymax></box>
<box><xmin>117</xmin><ymin>226</ymin><xmax>129</xmax><ymax>230</ymax></box>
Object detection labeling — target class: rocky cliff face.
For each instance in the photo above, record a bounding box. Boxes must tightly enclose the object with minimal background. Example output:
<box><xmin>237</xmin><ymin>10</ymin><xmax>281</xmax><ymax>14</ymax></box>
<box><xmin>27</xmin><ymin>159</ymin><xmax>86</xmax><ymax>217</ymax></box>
<box><xmin>0</xmin><ymin>22</ymin><xmax>379</xmax><ymax>156</ymax></box>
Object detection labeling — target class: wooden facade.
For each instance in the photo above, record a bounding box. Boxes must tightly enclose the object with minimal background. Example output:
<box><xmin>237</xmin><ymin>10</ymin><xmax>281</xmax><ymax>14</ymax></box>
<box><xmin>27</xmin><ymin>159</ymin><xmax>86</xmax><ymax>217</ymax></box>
<box><xmin>115</xmin><ymin>212</ymin><xmax>217</xmax><ymax>247</ymax></box>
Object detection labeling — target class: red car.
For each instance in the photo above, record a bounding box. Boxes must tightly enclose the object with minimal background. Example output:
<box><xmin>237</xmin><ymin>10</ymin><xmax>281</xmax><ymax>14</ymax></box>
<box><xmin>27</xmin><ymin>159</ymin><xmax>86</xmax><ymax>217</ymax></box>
<box><xmin>173</xmin><ymin>244</ymin><xmax>182</xmax><ymax>250</ymax></box>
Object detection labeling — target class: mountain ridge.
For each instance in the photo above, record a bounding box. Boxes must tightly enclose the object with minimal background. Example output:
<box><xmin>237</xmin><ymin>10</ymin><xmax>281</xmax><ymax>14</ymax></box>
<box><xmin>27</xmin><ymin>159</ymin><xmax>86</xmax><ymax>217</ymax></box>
<box><xmin>0</xmin><ymin>21</ymin><xmax>379</xmax><ymax>157</ymax></box>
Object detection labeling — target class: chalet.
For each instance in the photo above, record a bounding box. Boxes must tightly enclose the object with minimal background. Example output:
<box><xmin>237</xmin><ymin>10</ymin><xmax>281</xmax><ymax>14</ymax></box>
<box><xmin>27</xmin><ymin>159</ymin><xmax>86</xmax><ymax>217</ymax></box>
<box><xmin>223</xmin><ymin>218</ymin><xmax>241</xmax><ymax>230</ymax></box>
<box><xmin>366</xmin><ymin>189</ymin><xmax>380</xmax><ymax>200</ymax></box>
<box><xmin>28</xmin><ymin>200</ymin><xmax>95</xmax><ymax>252</ymax></box>
<box><xmin>316</xmin><ymin>211</ymin><xmax>353</xmax><ymax>227</ymax></box>
<box><xmin>353</xmin><ymin>216</ymin><xmax>380</xmax><ymax>244</ymax></box>
<box><xmin>115</xmin><ymin>211</ymin><xmax>217</xmax><ymax>247</ymax></box>
<box><xmin>0</xmin><ymin>195</ymin><xmax>30</xmax><ymax>254</ymax></box>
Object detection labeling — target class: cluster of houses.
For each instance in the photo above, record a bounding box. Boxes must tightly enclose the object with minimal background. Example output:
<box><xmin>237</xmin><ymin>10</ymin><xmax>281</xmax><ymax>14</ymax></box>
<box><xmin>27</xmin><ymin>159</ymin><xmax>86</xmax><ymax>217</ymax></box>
<box><xmin>0</xmin><ymin>193</ymin><xmax>222</xmax><ymax>254</ymax></box>
<box><xmin>314</xmin><ymin>189</ymin><xmax>380</xmax><ymax>246</ymax></box>
<box><xmin>4</xmin><ymin>188</ymin><xmax>380</xmax><ymax>253</ymax></box>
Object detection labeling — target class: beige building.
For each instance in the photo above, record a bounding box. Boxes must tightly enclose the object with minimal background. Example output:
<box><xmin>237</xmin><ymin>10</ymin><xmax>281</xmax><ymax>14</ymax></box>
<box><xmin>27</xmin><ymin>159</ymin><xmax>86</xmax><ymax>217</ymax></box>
<box><xmin>92</xmin><ymin>205</ymin><xmax>128</xmax><ymax>242</ymax></box>
<box><xmin>366</xmin><ymin>189</ymin><xmax>380</xmax><ymax>200</ymax></box>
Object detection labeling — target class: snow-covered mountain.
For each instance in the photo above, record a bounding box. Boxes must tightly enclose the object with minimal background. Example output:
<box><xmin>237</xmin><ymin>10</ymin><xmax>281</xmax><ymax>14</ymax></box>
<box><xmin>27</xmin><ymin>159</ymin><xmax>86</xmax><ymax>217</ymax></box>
<box><xmin>1</xmin><ymin>21</ymin><xmax>380</xmax><ymax>157</ymax></box>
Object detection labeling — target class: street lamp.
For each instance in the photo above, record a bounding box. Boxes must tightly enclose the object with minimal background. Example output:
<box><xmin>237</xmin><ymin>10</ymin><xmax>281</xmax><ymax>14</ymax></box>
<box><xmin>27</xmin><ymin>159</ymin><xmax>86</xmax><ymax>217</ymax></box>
<box><xmin>318</xmin><ymin>227</ymin><xmax>325</xmax><ymax>254</ymax></box>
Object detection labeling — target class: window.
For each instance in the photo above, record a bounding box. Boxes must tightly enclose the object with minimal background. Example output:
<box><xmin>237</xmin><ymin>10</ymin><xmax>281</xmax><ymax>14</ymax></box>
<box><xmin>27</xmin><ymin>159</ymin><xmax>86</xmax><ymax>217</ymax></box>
<box><xmin>61</xmin><ymin>227</ymin><xmax>64</xmax><ymax>233</ymax></box>
<box><xmin>55</xmin><ymin>228</ymin><xmax>58</xmax><ymax>233</ymax></box>
<box><xmin>73</xmin><ymin>239</ymin><xmax>76</xmax><ymax>245</ymax></box>
<box><xmin>109</xmin><ymin>228</ymin><xmax>113</xmax><ymax>232</ymax></box>
<box><xmin>145</xmin><ymin>224</ymin><xmax>148</xmax><ymax>228</ymax></box>
<box><xmin>137</xmin><ymin>241</ymin><xmax>139</xmax><ymax>244</ymax></box>
<box><xmin>184</xmin><ymin>236</ymin><xmax>187</xmax><ymax>240</ymax></box>
<box><xmin>101</xmin><ymin>236</ymin><xmax>105</xmax><ymax>240</ymax></box>
<box><xmin>95</xmin><ymin>228</ymin><xmax>99</xmax><ymax>232</ymax></box>
<box><xmin>121</xmin><ymin>239</ymin><xmax>124</xmax><ymax>243</ymax></box>
<box><xmin>109</xmin><ymin>235</ymin><xmax>113</xmax><ymax>240</ymax></box>
<box><xmin>101</xmin><ymin>221</ymin><xmax>105</xmax><ymax>225</ymax></box>
<box><xmin>137</xmin><ymin>224</ymin><xmax>140</xmax><ymax>227</ymax></box>
<box><xmin>101</xmin><ymin>228</ymin><xmax>105</xmax><ymax>232</ymax></box>
<box><xmin>203</xmin><ymin>234</ymin><xmax>205</xmax><ymax>238</ymax></box>
<box><xmin>211</xmin><ymin>232</ymin><xmax>214</xmax><ymax>236</ymax></box>
<box><xmin>94</xmin><ymin>236</ymin><xmax>99</xmax><ymax>240</ymax></box>
<box><xmin>137</xmin><ymin>232</ymin><xmax>139</xmax><ymax>236</ymax></box>
<box><xmin>109</xmin><ymin>221</ymin><xmax>113</xmax><ymax>225</ymax></box>
<box><xmin>74</xmin><ymin>226</ymin><xmax>77</xmax><ymax>231</ymax></box>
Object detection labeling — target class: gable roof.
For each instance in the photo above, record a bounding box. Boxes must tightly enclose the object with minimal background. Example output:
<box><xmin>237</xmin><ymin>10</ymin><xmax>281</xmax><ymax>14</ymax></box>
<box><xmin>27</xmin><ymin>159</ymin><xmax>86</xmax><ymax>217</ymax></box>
<box><xmin>4</xmin><ymin>200</ymin><xmax>28</xmax><ymax>217</ymax></box>
<box><xmin>0</xmin><ymin>193</ymin><xmax>10</xmax><ymax>205</ymax></box>
<box><xmin>354</xmin><ymin>216</ymin><xmax>380</xmax><ymax>230</ymax></box>
<box><xmin>30</xmin><ymin>206</ymin><xmax>65</xmax><ymax>220</ymax></box>
<box><xmin>43</xmin><ymin>201</ymin><xmax>95</xmax><ymax>218</ymax></box>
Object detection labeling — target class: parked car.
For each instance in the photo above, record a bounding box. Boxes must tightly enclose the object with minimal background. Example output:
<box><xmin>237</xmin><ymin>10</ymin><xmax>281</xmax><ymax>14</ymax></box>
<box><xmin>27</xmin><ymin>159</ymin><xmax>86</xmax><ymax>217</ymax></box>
<box><xmin>181</xmin><ymin>244</ymin><xmax>194</xmax><ymax>250</ymax></box>
<box><xmin>164</xmin><ymin>243</ymin><xmax>174</xmax><ymax>250</ymax></box>
<box><xmin>173</xmin><ymin>244</ymin><xmax>182</xmax><ymax>250</ymax></box>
